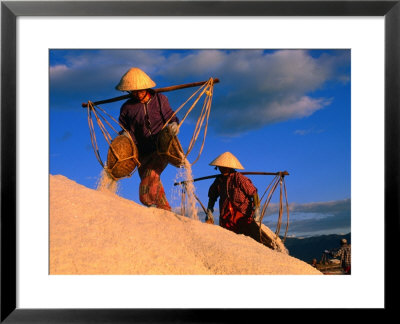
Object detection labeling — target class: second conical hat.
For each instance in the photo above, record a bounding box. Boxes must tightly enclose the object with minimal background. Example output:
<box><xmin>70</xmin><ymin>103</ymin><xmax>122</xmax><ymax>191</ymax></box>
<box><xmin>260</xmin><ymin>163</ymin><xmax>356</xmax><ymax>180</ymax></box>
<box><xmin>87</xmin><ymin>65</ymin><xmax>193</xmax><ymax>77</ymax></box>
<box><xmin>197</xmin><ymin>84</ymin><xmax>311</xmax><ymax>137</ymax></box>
<box><xmin>209</xmin><ymin>152</ymin><xmax>244</xmax><ymax>170</ymax></box>
<box><xmin>115</xmin><ymin>67</ymin><xmax>156</xmax><ymax>91</ymax></box>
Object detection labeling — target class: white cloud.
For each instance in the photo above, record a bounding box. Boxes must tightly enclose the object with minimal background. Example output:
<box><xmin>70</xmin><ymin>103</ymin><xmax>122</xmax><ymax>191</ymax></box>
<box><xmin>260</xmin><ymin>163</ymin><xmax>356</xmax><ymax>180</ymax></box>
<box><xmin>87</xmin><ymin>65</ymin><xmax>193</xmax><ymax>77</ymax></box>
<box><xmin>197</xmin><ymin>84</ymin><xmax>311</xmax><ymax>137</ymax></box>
<box><xmin>264</xmin><ymin>198</ymin><xmax>349</xmax><ymax>214</ymax></box>
<box><xmin>263</xmin><ymin>199</ymin><xmax>351</xmax><ymax>236</ymax></box>
<box><xmin>263</xmin><ymin>96</ymin><xmax>331</xmax><ymax>121</ymax></box>
<box><xmin>49</xmin><ymin>64</ymin><xmax>68</xmax><ymax>76</ymax></box>
<box><xmin>50</xmin><ymin>49</ymin><xmax>350</xmax><ymax>134</ymax></box>
<box><xmin>159</xmin><ymin>50</ymin><xmax>226</xmax><ymax>78</ymax></box>
<box><xmin>210</xmin><ymin>95</ymin><xmax>332</xmax><ymax>136</ymax></box>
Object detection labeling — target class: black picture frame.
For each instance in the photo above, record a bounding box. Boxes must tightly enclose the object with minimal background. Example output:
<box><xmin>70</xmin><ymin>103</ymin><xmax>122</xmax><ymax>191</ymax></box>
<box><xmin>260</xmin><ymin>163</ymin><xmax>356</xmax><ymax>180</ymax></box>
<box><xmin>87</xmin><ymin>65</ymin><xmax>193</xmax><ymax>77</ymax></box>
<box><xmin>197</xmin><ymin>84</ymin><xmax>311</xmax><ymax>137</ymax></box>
<box><xmin>1</xmin><ymin>0</ymin><xmax>398</xmax><ymax>322</ymax></box>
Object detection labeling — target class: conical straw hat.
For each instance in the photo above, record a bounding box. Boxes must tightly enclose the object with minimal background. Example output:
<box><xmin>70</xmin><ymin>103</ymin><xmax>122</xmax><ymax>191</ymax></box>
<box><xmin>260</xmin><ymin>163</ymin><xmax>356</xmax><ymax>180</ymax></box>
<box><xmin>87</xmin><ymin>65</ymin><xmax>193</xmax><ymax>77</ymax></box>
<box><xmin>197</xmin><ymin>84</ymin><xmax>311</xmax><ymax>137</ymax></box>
<box><xmin>116</xmin><ymin>67</ymin><xmax>156</xmax><ymax>91</ymax></box>
<box><xmin>209</xmin><ymin>152</ymin><xmax>244</xmax><ymax>170</ymax></box>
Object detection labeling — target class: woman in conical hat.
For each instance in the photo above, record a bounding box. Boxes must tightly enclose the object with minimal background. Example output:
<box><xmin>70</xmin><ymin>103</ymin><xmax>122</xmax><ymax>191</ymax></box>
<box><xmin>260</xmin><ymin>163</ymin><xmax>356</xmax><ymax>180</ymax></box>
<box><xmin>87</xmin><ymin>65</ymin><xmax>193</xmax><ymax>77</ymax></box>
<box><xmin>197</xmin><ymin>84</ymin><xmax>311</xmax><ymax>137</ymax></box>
<box><xmin>206</xmin><ymin>152</ymin><xmax>262</xmax><ymax>238</ymax></box>
<box><xmin>117</xmin><ymin>67</ymin><xmax>179</xmax><ymax>211</ymax></box>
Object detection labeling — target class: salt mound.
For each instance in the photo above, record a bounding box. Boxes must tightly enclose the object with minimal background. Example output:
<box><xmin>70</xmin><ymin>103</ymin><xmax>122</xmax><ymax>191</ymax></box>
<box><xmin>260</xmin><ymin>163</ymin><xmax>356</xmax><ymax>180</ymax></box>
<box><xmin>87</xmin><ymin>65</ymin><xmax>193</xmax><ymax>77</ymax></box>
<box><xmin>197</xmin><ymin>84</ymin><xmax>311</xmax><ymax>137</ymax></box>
<box><xmin>49</xmin><ymin>174</ymin><xmax>321</xmax><ymax>275</ymax></box>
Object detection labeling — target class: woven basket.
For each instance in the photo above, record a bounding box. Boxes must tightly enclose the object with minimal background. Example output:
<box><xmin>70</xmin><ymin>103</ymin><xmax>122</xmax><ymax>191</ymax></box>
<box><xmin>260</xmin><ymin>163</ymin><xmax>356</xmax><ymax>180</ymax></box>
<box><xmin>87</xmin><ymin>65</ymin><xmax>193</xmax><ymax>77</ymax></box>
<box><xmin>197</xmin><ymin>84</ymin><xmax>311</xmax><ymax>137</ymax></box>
<box><xmin>156</xmin><ymin>127</ymin><xmax>185</xmax><ymax>167</ymax></box>
<box><xmin>106</xmin><ymin>134</ymin><xmax>139</xmax><ymax>179</ymax></box>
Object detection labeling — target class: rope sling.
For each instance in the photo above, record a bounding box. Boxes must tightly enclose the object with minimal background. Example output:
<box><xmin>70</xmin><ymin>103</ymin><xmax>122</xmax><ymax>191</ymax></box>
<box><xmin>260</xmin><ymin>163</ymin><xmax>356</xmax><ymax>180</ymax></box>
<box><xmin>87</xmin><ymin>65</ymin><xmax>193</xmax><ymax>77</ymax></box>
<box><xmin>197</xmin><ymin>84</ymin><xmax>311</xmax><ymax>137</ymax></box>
<box><xmin>159</xmin><ymin>77</ymin><xmax>214</xmax><ymax>166</ymax></box>
<box><xmin>87</xmin><ymin>101</ymin><xmax>140</xmax><ymax>181</ymax></box>
<box><xmin>85</xmin><ymin>77</ymin><xmax>216</xmax><ymax>180</ymax></box>
<box><xmin>258</xmin><ymin>172</ymin><xmax>290</xmax><ymax>243</ymax></box>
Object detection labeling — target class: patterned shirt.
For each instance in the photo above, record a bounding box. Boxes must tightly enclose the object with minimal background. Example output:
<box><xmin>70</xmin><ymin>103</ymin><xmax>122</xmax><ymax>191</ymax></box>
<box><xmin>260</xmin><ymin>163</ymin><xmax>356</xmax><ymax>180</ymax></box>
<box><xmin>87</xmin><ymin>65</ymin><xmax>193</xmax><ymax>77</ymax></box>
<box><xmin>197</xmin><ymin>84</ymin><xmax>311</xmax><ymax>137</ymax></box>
<box><xmin>208</xmin><ymin>172</ymin><xmax>257</xmax><ymax>216</ymax></box>
<box><xmin>119</xmin><ymin>92</ymin><xmax>179</xmax><ymax>156</ymax></box>
<box><xmin>332</xmin><ymin>244</ymin><xmax>351</xmax><ymax>268</ymax></box>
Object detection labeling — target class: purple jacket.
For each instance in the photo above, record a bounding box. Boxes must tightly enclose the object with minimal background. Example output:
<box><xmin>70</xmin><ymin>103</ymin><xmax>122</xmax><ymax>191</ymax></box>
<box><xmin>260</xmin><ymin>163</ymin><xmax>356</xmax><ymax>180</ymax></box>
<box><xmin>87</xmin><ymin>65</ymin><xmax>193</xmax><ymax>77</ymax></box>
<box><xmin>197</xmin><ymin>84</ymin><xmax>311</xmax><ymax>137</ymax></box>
<box><xmin>119</xmin><ymin>92</ymin><xmax>179</xmax><ymax>156</ymax></box>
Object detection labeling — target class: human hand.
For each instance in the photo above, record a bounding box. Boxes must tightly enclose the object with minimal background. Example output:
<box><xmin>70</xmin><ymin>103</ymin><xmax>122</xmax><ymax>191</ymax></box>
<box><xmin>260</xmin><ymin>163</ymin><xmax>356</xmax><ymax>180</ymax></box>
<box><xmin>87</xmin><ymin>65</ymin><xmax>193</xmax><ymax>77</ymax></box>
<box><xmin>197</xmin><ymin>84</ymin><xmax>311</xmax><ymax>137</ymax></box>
<box><xmin>119</xmin><ymin>130</ymin><xmax>129</xmax><ymax>137</ymax></box>
<box><xmin>168</xmin><ymin>122</ymin><xmax>179</xmax><ymax>136</ymax></box>
<box><xmin>206</xmin><ymin>208</ymin><xmax>214</xmax><ymax>224</ymax></box>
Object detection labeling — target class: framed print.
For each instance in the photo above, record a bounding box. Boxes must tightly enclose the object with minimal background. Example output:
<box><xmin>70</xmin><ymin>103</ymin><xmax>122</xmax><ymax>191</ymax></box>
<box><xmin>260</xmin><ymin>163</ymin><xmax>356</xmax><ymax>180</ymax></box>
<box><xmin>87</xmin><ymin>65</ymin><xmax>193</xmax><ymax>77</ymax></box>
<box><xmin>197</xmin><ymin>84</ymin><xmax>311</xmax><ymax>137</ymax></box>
<box><xmin>1</xmin><ymin>0</ymin><xmax>399</xmax><ymax>321</ymax></box>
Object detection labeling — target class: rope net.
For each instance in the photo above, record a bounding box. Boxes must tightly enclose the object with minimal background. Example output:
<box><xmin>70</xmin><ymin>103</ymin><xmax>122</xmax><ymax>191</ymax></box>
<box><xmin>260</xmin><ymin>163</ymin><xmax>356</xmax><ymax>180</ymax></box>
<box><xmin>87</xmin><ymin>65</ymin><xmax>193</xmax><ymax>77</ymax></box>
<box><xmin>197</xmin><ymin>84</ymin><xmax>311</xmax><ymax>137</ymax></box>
<box><xmin>258</xmin><ymin>173</ymin><xmax>290</xmax><ymax>243</ymax></box>
<box><xmin>161</xmin><ymin>77</ymin><xmax>215</xmax><ymax>166</ymax></box>
<box><xmin>87</xmin><ymin>101</ymin><xmax>140</xmax><ymax>181</ymax></box>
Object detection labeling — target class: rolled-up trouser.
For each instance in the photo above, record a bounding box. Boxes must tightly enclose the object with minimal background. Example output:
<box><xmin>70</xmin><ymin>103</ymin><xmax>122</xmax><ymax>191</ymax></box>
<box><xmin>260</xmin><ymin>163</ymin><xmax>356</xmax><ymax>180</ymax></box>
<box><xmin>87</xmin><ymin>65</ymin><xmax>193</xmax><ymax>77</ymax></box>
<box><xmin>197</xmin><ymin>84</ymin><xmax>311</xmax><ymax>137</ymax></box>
<box><xmin>138</xmin><ymin>153</ymin><xmax>171</xmax><ymax>211</ymax></box>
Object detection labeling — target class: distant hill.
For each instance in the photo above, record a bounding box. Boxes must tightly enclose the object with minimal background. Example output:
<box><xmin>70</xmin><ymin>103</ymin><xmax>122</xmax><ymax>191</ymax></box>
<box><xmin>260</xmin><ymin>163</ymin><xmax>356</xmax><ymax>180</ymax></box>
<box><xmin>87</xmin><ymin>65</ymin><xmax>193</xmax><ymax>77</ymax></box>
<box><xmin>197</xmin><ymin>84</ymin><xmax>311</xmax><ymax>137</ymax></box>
<box><xmin>283</xmin><ymin>233</ymin><xmax>351</xmax><ymax>264</ymax></box>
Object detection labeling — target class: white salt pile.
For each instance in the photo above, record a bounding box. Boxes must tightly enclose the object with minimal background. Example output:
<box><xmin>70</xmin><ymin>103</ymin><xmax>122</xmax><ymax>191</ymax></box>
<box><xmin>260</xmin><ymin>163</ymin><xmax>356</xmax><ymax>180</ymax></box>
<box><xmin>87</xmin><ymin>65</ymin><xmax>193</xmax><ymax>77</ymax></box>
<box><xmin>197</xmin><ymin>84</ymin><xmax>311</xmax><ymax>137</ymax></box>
<box><xmin>49</xmin><ymin>174</ymin><xmax>322</xmax><ymax>275</ymax></box>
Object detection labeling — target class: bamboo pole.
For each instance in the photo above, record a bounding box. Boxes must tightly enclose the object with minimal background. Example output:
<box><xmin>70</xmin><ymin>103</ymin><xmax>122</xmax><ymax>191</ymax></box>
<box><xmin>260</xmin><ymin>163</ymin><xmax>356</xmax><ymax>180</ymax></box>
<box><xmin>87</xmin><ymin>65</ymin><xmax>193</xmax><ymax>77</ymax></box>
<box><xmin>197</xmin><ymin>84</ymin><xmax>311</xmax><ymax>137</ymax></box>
<box><xmin>82</xmin><ymin>78</ymin><xmax>220</xmax><ymax>108</ymax></box>
<box><xmin>174</xmin><ymin>171</ymin><xmax>289</xmax><ymax>186</ymax></box>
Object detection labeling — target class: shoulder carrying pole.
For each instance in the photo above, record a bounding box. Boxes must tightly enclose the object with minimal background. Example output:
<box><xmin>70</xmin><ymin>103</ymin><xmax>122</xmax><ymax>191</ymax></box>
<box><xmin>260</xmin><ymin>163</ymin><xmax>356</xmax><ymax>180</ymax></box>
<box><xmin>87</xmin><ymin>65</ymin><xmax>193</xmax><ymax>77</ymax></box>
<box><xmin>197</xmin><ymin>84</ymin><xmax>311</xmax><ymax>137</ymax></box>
<box><xmin>82</xmin><ymin>78</ymin><xmax>220</xmax><ymax>108</ymax></box>
<box><xmin>174</xmin><ymin>171</ymin><xmax>289</xmax><ymax>186</ymax></box>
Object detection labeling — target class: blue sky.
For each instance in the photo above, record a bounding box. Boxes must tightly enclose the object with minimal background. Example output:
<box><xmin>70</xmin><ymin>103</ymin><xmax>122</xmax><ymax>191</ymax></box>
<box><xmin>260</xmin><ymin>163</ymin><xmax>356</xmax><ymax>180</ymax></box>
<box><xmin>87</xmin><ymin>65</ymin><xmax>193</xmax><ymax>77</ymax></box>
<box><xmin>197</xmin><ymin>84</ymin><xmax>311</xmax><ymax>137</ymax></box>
<box><xmin>49</xmin><ymin>49</ymin><xmax>351</xmax><ymax>237</ymax></box>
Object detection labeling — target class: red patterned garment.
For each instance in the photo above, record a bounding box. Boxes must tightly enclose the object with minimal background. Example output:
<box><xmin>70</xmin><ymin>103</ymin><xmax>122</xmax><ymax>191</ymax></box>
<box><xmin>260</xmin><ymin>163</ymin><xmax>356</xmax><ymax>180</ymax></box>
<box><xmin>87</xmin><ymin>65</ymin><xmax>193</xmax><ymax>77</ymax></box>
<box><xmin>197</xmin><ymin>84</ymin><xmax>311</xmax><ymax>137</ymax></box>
<box><xmin>138</xmin><ymin>155</ymin><xmax>171</xmax><ymax>211</ymax></box>
<box><xmin>208</xmin><ymin>172</ymin><xmax>257</xmax><ymax>233</ymax></box>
